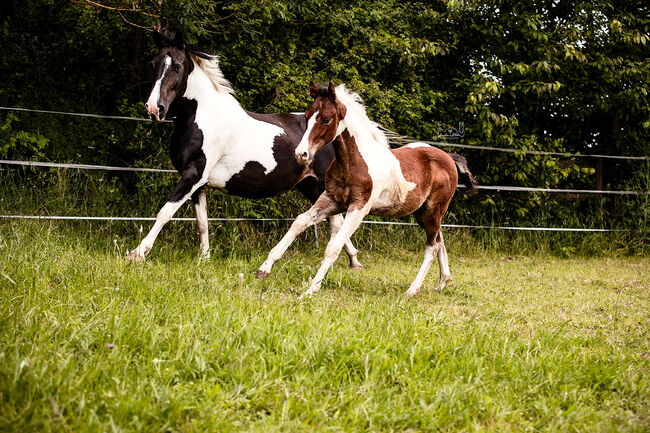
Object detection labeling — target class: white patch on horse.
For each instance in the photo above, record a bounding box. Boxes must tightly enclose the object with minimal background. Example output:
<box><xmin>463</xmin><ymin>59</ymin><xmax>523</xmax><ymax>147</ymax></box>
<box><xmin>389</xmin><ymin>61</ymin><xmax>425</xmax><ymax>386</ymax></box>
<box><xmin>406</xmin><ymin>142</ymin><xmax>429</xmax><ymax>149</ymax></box>
<box><xmin>295</xmin><ymin>111</ymin><xmax>319</xmax><ymax>159</ymax></box>
<box><xmin>146</xmin><ymin>56</ymin><xmax>171</xmax><ymax>117</ymax></box>
<box><xmin>333</xmin><ymin>85</ymin><xmax>416</xmax><ymax>209</ymax></box>
<box><xmin>182</xmin><ymin>59</ymin><xmax>285</xmax><ymax>188</ymax></box>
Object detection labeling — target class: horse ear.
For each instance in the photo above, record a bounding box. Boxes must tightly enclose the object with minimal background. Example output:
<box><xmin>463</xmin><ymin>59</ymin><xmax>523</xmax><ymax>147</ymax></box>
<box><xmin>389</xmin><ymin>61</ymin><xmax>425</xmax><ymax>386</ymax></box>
<box><xmin>309</xmin><ymin>82</ymin><xmax>319</xmax><ymax>99</ymax></box>
<box><xmin>153</xmin><ymin>30</ymin><xmax>166</xmax><ymax>47</ymax></box>
<box><xmin>327</xmin><ymin>81</ymin><xmax>337</xmax><ymax>103</ymax></box>
<box><xmin>172</xmin><ymin>31</ymin><xmax>186</xmax><ymax>48</ymax></box>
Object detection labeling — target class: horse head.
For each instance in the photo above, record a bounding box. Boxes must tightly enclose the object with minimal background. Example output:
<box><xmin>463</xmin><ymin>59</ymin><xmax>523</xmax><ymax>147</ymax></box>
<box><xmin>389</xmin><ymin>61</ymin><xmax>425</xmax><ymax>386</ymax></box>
<box><xmin>295</xmin><ymin>82</ymin><xmax>347</xmax><ymax>165</ymax></box>
<box><xmin>145</xmin><ymin>31</ymin><xmax>193</xmax><ymax>121</ymax></box>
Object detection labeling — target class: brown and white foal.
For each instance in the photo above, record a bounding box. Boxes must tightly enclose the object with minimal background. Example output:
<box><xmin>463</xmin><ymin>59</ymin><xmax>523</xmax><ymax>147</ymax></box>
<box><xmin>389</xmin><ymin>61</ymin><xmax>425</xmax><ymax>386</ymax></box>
<box><xmin>257</xmin><ymin>83</ymin><xmax>470</xmax><ymax>297</ymax></box>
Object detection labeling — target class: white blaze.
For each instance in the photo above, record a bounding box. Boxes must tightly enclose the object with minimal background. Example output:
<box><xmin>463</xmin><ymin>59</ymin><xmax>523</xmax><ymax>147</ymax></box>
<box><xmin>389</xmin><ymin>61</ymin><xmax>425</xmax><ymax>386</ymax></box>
<box><xmin>295</xmin><ymin>111</ymin><xmax>319</xmax><ymax>159</ymax></box>
<box><xmin>146</xmin><ymin>56</ymin><xmax>172</xmax><ymax>117</ymax></box>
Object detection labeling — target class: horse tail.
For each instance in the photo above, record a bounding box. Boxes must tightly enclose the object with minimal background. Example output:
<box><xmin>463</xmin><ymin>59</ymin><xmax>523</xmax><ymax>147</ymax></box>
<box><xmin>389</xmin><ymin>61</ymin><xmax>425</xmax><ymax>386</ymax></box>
<box><xmin>450</xmin><ymin>153</ymin><xmax>479</xmax><ymax>194</ymax></box>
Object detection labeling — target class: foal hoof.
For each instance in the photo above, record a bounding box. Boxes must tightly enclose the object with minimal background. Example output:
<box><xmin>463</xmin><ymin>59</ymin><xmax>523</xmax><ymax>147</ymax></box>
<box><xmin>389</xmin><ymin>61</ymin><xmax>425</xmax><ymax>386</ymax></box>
<box><xmin>125</xmin><ymin>250</ymin><xmax>143</xmax><ymax>262</ymax></box>
<box><xmin>405</xmin><ymin>287</ymin><xmax>420</xmax><ymax>297</ymax></box>
<box><xmin>126</xmin><ymin>245</ymin><xmax>149</xmax><ymax>262</ymax></box>
<box><xmin>256</xmin><ymin>269</ymin><xmax>270</xmax><ymax>279</ymax></box>
<box><xmin>350</xmin><ymin>263</ymin><xmax>363</xmax><ymax>271</ymax></box>
<box><xmin>197</xmin><ymin>251</ymin><xmax>211</xmax><ymax>261</ymax></box>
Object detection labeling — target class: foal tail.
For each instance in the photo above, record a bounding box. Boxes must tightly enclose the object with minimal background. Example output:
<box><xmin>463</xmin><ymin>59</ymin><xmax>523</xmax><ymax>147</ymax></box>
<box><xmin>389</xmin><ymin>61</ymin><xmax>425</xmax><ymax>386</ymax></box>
<box><xmin>450</xmin><ymin>153</ymin><xmax>479</xmax><ymax>194</ymax></box>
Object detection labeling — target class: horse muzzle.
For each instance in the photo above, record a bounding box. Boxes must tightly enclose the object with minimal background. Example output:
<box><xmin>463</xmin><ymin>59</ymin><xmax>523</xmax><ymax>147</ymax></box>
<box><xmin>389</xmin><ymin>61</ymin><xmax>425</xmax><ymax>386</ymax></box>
<box><xmin>145</xmin><ymin>102</ymin><xmax>165</xmax><ymax>122</ymax></box>
<box><xmin>295</xmin><ymin>150</ymin><xmax>311</xmax><ymax>165</ymax></box>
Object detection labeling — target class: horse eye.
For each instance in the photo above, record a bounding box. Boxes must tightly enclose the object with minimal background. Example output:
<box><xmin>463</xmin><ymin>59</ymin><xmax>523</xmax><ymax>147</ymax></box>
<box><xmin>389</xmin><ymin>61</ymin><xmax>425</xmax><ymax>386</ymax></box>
<box><xmin>321</xmin><ymin>117</ymin><xmax>331</xmax><ymax>125</ymax></box>
<box><xmin>174</xmin><ymin>63</ymin><xmax>182</xmax><ymax>71</ymax></box>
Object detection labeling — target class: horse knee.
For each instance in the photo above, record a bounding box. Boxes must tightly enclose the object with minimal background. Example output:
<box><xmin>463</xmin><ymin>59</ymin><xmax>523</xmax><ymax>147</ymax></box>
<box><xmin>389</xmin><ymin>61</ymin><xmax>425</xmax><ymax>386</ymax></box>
<box><xmin>324</xmin><ymin>241</ymin><xmax>344</xmax><ymax>261</ymax></box>
<box><xmin>293</xmin><ymin>212</ymin><xmax>316</xmax><ymax>231</ymax></box>
<box><xmin>197</xmin><ymin>220</ymin><xmax>209</xmax><ymax>234</ymax></box>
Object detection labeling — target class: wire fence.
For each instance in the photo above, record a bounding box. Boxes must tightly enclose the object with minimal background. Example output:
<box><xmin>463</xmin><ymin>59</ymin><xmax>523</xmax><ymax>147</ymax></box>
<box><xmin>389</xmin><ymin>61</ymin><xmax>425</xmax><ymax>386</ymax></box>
<box><xmin>0</xmin><ymin>215</ymin><xmax>617</xmax><ymax>232</ymax></box>
<box><xmin>1</xmin><ymin>159</ymin><xmax>644</xmax><ymax>196</ymax></box>
<box><xmin>1</xmin><ymin>105</ymin><xmax>647</xmax><ymax>160</ymax></box>
<box><xmin>1</xmin><ymin>105</ymin><xmax>647</xmax><ymax>233</ymax></box>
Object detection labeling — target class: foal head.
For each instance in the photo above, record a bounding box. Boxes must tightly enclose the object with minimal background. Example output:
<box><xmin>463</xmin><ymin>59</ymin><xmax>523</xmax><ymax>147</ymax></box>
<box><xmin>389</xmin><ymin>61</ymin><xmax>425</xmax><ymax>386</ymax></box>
<box><xmin>295</xmin><ymin>82</ymin><xmax>347</xmax><ymax>165</ymax></box>
<box><xmin>145</xmin><ymin>31</ymin><xmax>192</xmax><ymax>121</ymax></box>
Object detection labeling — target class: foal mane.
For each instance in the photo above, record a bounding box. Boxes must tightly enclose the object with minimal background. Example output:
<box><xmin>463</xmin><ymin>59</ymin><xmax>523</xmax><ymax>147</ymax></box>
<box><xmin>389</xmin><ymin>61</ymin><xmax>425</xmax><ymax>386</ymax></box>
<box><xmin>188</xmin><ymin>49</ymin><xmax>234</xmax><ymax>95</ymax></box>
<box><xmin>334</xmin><ymin>85</ymin><xmax>388</xmax><ymax>148</ymax></box>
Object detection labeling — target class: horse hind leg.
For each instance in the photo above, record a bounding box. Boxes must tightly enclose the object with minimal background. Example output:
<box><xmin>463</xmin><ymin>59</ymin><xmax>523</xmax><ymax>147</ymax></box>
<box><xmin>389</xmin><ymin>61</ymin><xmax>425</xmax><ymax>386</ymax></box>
<box><xmin>406</xmin><ymin>208</ymin><xmax>444</xmax><ymax>297</ymax></box>
<box><xmin>436</xmin><ymin>231</ymin><xmax>452</xmax><ymax>291</ymax></box>
<box><xmin>406</xmin><ymin>242</ymin><xmax>440</xmax><ymax>297</ymax></box>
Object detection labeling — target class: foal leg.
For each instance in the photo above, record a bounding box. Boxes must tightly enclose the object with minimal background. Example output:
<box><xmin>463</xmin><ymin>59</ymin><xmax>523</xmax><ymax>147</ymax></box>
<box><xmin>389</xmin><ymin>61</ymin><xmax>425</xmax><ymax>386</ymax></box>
<box><xmin>303</xmin><ymin>206</ymin><xmax>369</xmax><ymax>297</ymax></box>
<box><xmin>329</xmin><ymin>214</ymin><xmax>363</xmax><ymax>270</ymax></box>
<box><xmin>436</xmin><ymin>231</ymin><xmax>452</xmax><ymax>291</ymax></box>
<box><xmin>296</xmin><ymin>176</ymin><xmax>362</xmax><ymax>270</ymax></box>
<box><xmin>192</xmin><ymin>188</ymin><xmax>210</xmax><ymax>260</ymax></box>
<box><xmin>406</xmin><ymin>242</ymin><xmax>440</xmax><ymax>297</ymax></box>
<box><xmin>406</xmin><ymin>209</ymin><xmax>443</xmax><ymax>297</ymax></box>
<box><xmin>127</xmin><ymin>167</ymin><xmax>205</xmax><ymax>261</ymax></box>
<box><xmin>257</xmin><ymin>194</ymin><xmax>340</xmax><ymax>279</ymax></box>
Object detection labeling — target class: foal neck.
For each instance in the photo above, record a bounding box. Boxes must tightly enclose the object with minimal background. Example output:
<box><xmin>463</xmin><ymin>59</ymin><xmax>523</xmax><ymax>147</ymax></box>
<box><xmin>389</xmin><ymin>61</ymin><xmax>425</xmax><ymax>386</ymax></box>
<box><xmin>332</xmin><ymin>129</ymin><xmax>368</xmax><ymax>176</ymax></box>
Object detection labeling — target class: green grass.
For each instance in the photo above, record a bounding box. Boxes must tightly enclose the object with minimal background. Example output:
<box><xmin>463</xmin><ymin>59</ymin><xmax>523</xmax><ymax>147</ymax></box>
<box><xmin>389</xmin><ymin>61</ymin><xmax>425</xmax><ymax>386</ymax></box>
<box><xmin>0</xmin><ymin>220</ymin><xmax>648</xmax><ymax>432</ymax></box>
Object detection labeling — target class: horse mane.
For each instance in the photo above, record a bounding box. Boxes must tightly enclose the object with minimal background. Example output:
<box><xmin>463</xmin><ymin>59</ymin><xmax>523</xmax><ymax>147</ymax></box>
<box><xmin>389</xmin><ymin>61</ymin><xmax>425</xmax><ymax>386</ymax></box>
<box><xmin>188</xmin><ymin>49</ymin><xmax>234</xmax><ymax>95</ymax></box>
<box><xmin>334</xmin><ymin>85</ymin><xmax>388</xmax><ymax>148</ymax></box>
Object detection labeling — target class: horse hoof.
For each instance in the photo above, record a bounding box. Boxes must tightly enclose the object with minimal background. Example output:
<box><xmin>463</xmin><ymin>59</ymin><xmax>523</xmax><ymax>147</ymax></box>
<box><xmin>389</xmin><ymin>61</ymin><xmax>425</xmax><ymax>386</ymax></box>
<box><xmin>126</xmin><ymin>248</ymin><xmax>148</xmax><ymax>262</ymax></box>
<box><xmin>350</xmin><ymin>263</ymin><xmax>363</xmax><ymax>271</ymax></box>
<box><xmin>301</xmin><ymin>284</ymin><xmax>320</xmax><ymax>299</ymax></box>
<box><xmin>405</xmin><ymin>288</ymin><xmax>420</xmax><ymax>297</ymax></box>
<box><xmin>256</xmin><ymin>270</ymin><xmax>270</xmax><ymax>279</ymax></box>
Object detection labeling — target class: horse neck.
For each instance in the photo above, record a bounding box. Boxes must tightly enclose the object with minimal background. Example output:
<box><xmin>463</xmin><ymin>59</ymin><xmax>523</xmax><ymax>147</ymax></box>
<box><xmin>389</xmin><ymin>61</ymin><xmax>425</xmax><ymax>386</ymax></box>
<box><xmin>180</xmin><ymin>62</ymin><xmax>247</xmax><ymax>124</ymax></box>
<box><xmin>337</xmin><ymin>113</ymin><xmax>390</xmax><ymax>155</ymax></box>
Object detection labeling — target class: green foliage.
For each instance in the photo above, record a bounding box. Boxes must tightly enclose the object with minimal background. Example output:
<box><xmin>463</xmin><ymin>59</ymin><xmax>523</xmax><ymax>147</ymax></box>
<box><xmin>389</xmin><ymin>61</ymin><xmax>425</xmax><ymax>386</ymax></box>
<box><xmin>0</xmin><ymin>113</ymin><xmax>49</xmax><ymax>159</ymax></box>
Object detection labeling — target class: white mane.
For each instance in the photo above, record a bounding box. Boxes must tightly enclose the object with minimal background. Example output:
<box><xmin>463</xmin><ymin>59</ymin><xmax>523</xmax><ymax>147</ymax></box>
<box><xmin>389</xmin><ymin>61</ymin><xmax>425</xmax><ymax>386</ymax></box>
<box><xmin>190</xmin><ymin>52</ymin><xmax>234</xmax><ymax>95</ymax></box>
<box><xmin>335</xmin><ymin>84</ymin><xmax>388</xmax><ymax>148</ymax></box>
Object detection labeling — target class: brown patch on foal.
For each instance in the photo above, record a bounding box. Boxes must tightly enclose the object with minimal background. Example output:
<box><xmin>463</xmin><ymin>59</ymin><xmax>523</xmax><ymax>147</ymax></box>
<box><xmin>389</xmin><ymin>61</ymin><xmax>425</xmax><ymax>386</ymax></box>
<box><xmin>370</xmin><ymin>146</ymin><xmax>458</xmax><ymax>218</ymax></box>
<box><xmin>325</xmin><ymin>130</ymin><xmax>373</xmax><ymax>211</ymax></box>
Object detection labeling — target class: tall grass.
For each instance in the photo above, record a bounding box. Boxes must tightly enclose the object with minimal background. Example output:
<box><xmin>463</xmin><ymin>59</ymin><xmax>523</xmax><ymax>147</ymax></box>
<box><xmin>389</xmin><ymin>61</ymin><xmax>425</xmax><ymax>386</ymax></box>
<box><xmin>1</xmin><ymin>167</ymin><xmax>646</xmax><ymax>257</ymax></box>
<box><xmin>0</xmin><ymin>218</ymin><xmax>648</xmax><ymax>432</ymax></box>
<box><xmin>1</xmin><ymin>167</ymin><xmax>649</xmax><ymax>431</ymax></box>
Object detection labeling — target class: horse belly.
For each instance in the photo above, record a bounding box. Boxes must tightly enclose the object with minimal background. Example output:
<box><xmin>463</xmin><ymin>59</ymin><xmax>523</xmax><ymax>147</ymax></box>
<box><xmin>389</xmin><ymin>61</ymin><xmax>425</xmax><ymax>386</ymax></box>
<box><xmin>208</xmin><ymin>154</ymin><xmax>307</xmax><ymax>199</ymax></box>
<box><xmin>369</xmin><ymin>175</ymin><xmax>428</xmax><ymax>218</ymax></box>
<box><xmin>370</xmin><ymin>198</ymin><xmax>424</xmax><ymax>218</ymax></box>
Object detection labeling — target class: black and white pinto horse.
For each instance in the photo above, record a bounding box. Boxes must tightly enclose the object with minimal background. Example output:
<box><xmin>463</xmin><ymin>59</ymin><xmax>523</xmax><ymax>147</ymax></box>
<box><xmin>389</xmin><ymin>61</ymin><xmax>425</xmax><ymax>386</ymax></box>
<box><xmin>127</xmin><ymin>31</ymin><xmax>362</xmax><ymax>268</ymax></box>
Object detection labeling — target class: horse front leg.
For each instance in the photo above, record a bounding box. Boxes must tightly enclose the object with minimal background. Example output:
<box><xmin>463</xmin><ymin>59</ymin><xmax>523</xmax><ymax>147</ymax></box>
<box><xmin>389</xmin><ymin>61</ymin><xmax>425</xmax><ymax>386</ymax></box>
<box><xmin>328</xmin><ymin>214</ymin><xmax>363</xmax><ymax>270</ymax></box>
<box><xmin>257</xmin><ymin>193</ymin><xmax>340</xmax><ymax>279</ymax></box>
<box><xmin>192</xmin><ymin>188</ymin><xmax>210</xmax><ymax>260</ymax></box>
<box><xmin>127</xmin><ymin>167</ymin><xmax>205</xmax><ymax>261</ymax></box>
<box><xmin>303</xmin><ymin>205</ymin><xmax>370</xmax><ymax>298</ymax></box>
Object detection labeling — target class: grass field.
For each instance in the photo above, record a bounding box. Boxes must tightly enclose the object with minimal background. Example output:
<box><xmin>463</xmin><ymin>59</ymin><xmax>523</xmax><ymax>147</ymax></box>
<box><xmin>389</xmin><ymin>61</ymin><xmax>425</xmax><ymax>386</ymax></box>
<box><xmin>1</xmin><ymin>220</ymin><xmax>649</xmax><ymax>432</ymax></box>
